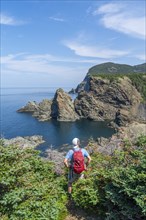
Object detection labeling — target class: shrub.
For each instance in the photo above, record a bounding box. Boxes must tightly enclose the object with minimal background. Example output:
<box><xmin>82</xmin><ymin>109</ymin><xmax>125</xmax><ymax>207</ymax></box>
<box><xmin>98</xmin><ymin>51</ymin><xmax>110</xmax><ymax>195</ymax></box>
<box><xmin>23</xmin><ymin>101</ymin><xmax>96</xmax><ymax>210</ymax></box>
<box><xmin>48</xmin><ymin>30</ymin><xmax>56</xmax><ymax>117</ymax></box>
<box><xmin>0</xmin><ymin>145</ymin><xmax>67</xmax><ymax>220</ymax></box>
<box><xmin>72</xmin><ymin>136</ymin><xmax>146</xmax><ymax>219</ymax></box>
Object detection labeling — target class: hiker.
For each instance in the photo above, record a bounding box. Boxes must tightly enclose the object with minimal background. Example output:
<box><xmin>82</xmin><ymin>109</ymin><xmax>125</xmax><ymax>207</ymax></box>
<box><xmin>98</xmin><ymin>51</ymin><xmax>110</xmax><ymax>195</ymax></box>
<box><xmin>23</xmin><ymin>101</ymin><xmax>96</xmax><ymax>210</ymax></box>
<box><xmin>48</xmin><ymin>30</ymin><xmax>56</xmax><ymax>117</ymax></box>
<box><xmin>64</xmin><ymin>137</ymin><xmax>91</xmax><ymax>197</ymax></box>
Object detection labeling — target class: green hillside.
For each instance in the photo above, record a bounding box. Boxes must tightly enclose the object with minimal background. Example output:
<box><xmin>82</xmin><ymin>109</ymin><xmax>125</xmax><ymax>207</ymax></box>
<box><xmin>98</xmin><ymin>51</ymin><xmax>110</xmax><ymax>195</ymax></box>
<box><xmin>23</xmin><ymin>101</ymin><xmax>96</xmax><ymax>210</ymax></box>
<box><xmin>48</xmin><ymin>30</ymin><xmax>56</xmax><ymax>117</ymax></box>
<box><xmin>88</xmin><ymin>62</ymin><xmax>146</xmax><ymax>75</ymax></box>
<box><xmin>86</xmin><ymin>62</ymin><xmax>146</xmax><ymax>100</ymax></box>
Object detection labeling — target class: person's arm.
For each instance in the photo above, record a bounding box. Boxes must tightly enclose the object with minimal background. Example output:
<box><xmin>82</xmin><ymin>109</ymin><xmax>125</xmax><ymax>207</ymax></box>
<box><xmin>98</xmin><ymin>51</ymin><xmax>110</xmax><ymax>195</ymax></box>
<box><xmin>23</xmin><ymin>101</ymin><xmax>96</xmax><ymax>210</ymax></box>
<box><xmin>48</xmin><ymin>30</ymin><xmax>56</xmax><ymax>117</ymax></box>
<box><xmin>86</xmin><ymin>155</ymin><xmax>91</xmax><ymax>167</ymax></box>
<box><xmin>64</xmin><ymin>158</ymin><xmax>69</xmax><ymax>168</ymax></box>
<box><xmin>83</xmin><ymin>149</ymin><xmax>91</xmax><ymax>170</ymax></box>
<box><xmin>64</xmin><ymin>150</ymin><xmax>72</xmax><ymax>168</ymax></box>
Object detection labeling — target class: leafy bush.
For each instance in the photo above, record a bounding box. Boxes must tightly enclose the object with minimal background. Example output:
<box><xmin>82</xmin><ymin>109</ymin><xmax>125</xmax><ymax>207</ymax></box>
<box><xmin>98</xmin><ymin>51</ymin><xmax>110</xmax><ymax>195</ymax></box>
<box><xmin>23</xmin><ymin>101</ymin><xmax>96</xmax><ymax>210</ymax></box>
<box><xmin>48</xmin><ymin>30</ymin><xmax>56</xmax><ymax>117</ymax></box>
<box><xmin>0</xmin><ymin>145</ymin><xmax>67</xmax><ymax>220</ymax></box>
<box><xmin>72</xmin><ymin>136</ymin><xmax>146</xmax><ymax>220</ymax></box>
<box><xmin>1</xmin><ymin>136</ymin><xmax>146</xmax><ymax>220</ymax></box>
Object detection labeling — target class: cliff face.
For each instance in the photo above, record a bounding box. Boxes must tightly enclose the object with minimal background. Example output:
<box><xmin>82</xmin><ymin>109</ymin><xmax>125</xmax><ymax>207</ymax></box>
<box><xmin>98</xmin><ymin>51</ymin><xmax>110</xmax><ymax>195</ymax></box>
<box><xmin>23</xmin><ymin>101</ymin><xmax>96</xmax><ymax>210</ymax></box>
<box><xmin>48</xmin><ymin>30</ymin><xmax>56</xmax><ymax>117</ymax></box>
<box><xmin>74</xmin><ymin>76</ymin><xmax>142</xmax><ymax>124</ymax></box>
<box><xmin>76</xmin><ymin>62</ymin><xmax>146</xmax><ymax>93</ymax></box>
<box><xmin>74</xmin><ymin>62</ymin><xmax>146</xmax><ymax>124</ymax></box>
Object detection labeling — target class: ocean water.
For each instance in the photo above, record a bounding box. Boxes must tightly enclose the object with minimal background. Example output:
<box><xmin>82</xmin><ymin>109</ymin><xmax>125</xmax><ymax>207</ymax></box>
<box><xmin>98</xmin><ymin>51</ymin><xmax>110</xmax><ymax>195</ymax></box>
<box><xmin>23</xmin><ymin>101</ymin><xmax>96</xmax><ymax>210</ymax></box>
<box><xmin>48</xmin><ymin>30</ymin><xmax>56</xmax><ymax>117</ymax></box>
<box><xmin>1</xmin><ymin>87</ymin><xmax>115</xmax><ymax>151</ymax></box>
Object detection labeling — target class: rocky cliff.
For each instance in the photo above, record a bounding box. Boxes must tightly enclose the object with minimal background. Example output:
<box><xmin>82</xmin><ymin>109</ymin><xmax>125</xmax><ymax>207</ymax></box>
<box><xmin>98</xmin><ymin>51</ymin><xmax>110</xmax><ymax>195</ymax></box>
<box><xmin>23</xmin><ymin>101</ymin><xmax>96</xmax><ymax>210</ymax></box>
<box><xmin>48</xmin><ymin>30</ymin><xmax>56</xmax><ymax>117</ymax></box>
<box><xmin>17</xmin><ymin>62</ymin><xmax>146</xmax><ymax>125</ymax></box>
<box><xmin>17</xmin><ymin>88</ymin><xmax>79</xmax><ymax>122</ymax></box>
<box><xmin>74</xmin><ymin>76</ymin><xmax>142</xmax><ymax>124</ymax></box>
<box><xmin>75</xmin><ymin>62</ymin><xmax>146</xmax><ymax>93</ymax></box>
<box><xmin>74</xmin><ymin>62</ymin><xmax>146</xmax><ymax>125</ymax></box>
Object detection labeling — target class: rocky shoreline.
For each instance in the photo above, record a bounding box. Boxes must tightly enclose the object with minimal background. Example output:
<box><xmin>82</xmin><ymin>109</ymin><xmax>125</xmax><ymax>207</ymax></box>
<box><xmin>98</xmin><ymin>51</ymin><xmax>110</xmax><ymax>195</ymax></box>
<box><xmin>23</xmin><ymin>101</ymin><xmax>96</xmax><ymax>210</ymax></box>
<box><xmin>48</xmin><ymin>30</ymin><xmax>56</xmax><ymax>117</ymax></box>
<box><xmin>2</xmin><ymin>135</ymin><xmax>45</xmax><ymax>149</ymax></box>
<box><xmin>44</xmin><ymin>121</ymin><xmax>146</xmax><ymax>175</ymax></box>
<box><xmin>3</xmin><ymin>121</ymin><xmax>144</xmax><ymax>175</ymax></box>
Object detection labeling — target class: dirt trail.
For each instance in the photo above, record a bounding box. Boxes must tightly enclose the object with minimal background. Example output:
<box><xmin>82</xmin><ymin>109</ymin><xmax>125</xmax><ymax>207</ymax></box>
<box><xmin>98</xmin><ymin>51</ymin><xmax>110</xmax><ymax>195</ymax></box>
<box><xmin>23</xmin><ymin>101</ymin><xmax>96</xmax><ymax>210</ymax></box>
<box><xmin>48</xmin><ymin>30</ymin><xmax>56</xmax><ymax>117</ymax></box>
<box><xmin>65</xmin><ymin>200</ymin><xmax>98</xmax><ymax>220</ymax></box>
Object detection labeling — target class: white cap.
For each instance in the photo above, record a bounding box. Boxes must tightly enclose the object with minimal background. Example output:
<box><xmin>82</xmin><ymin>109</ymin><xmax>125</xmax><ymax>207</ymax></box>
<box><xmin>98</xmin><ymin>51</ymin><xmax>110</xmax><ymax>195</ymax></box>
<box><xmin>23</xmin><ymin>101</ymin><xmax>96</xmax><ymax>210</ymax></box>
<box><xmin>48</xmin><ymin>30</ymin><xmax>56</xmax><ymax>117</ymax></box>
<box><xmin>72</xmin><ymin>137</ymin><xmax>80</xmax><ymax>146</ymax></box>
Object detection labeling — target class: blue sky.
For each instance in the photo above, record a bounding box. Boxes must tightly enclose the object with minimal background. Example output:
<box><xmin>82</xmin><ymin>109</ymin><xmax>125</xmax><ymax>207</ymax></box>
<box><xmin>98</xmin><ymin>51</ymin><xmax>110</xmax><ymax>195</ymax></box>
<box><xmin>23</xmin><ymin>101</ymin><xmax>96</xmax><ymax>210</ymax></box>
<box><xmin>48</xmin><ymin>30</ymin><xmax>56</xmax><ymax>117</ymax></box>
<box><xmin>1</xmin><ymin>0</ymin><xmax>146</xmax><ymax>88</ymax></box>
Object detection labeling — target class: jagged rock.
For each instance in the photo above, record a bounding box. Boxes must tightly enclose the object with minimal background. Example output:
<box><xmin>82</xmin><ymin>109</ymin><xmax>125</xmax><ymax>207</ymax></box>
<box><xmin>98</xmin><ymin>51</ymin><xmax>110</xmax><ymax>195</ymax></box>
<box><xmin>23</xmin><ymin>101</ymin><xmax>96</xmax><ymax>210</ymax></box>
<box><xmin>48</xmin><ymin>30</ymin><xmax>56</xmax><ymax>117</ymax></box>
<box><xmin>17</xmin><ymin>101</ymin><xmax>39</xmax><ymax>112</ymax></box>
<box><xmin>68</xmin><ymin>88</ymin><xmax>76</xmax><ymax>94</ymax></box>
<box><xmin>17</xmin><ymin>89</ymin><xmax>79</xmax><ymax>122</ymax></box>
<box><xmin>51</xmin><ymin>88</ymin><xmax>79</xmax><ymax>121</ymax></box>
<box><xmin>3</xmin><ymin>135</ymin><xmax>45</xmax><ymax>149</ymax></box>
<box><xmin>18</xmin><ymin>99</ymin><xmax>52</xmax><ymax>121</ymax></box>
<box><xmin>74</xmin><ymin>76</ymin><xmax>142</xmax><ymax>124</ymax></box>
<box><xmin>33</xmin><ymin>99</ymin><xmax>52</xmax><ymax>121</ymax></box>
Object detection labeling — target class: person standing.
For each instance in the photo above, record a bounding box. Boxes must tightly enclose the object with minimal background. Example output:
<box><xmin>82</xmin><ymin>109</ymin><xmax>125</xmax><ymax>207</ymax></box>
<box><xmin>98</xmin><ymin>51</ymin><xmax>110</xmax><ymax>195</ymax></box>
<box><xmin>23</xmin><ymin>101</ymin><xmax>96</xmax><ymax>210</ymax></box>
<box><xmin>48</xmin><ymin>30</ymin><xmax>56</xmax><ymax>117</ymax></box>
<box><xmin>64</xmin><ymin>137</ymin><xmax>91</xmax><ymax>197</ymax></box>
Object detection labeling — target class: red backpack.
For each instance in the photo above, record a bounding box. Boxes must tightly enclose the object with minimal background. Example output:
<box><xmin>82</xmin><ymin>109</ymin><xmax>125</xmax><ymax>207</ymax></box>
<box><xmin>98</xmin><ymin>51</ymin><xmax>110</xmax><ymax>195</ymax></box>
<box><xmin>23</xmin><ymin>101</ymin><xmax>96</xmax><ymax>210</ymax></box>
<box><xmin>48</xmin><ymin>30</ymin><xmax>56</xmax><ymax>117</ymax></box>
<box><xmin>72</xmin><ymin>149</ymin><xmax>85</xmax><ymax>174</ymax></box>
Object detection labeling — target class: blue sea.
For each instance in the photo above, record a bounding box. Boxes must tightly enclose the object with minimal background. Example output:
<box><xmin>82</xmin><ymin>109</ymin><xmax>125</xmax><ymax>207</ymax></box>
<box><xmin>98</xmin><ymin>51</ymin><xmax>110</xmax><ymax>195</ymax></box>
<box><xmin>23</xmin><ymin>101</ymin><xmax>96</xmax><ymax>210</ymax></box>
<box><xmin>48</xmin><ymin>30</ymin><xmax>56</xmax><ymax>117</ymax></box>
<box><xmin>1</xmin><ymin>87</ymin><xmax>115</xmax><ymax>151</ymax></box>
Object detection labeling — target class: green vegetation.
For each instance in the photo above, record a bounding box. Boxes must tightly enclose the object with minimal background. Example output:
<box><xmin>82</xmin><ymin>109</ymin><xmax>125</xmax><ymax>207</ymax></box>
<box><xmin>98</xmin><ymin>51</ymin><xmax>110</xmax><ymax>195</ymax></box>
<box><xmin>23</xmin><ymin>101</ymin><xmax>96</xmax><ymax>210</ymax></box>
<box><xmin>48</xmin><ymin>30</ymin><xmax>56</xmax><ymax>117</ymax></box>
<box><xmin>0</xmin><ymin>135</ymin><xmax>146</xmax><ymax>220</ymax></box>
<box><xmin>0</xmin><ymin>145</ymin><xmax>67</xmax><ymax>220</ymax></box>
<box><xmin>90</xmin><ymin>73</ymin><xmax>146</xmax><ymax>101</ymax></box>
<box><xmin>72</xmin><ymin>135</ymin><xmax>146</xmax><ymax>219</ymax></box>
<box><xmin>88</xmin><ymin>62</ymin><xmax>146</xmax><ymax>75</ymax></box>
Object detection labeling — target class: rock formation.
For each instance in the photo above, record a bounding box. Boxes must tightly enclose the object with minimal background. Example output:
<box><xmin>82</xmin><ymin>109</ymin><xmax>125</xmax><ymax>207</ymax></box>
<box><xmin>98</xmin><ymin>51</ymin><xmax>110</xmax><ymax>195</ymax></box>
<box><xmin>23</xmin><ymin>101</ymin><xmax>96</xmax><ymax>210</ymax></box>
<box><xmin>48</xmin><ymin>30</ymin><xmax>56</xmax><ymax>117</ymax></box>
<box><xmin>17</xmin><ymin>88</ymin><xmax>79</xmax><ymax>121</ymax></box>
<box><xmin>33</xmin><ymin>99</ymin><xmax>52</xmax><ymax>121</ymax></box>
<box><xmin>17</xmin><ymin>101</ymin><xmax>39</xmax><ymax>113</ymax></box>
<box><xmin>3</xmin><ymin>135</ymin><xmax>45</xmax><ymax>149</ymax></box>
<box><xmin>74</xmin><ymin>76</ymin><xmax>142</xmax><ymax>124</ymax></box>
<box><xmin>51</xmin><ymin>88</ymin><xmax>79</xmax><ymax>121</ymax></box>
<box><xmin>17</xmin><ymin>99</ymin><xmax>52</xmax><ymax>121</ymax></box>
<box><xmin>76</xmin><ymin>62</ymin><xmax>146</xmax><ymax>94</ymax></box>
<box><xmin>85</xmin><ymin>121</ymin><xmax>146</xmax><ymax>156</ymax></box>
<box><xmin>17</xmin><ymin>62</ymin><xmax>146</xmax><ymax>125</ymax></box>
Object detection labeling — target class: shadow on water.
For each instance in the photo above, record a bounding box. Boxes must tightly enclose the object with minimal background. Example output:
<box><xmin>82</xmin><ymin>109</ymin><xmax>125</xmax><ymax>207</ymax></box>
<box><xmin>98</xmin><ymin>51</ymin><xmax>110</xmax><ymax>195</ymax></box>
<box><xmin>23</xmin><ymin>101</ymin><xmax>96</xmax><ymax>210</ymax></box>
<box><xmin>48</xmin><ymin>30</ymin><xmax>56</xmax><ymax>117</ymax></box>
<box><xmin>36</xmin><ymin>118</ymin><xmax>115</xmax><ymax>152</ymax></box>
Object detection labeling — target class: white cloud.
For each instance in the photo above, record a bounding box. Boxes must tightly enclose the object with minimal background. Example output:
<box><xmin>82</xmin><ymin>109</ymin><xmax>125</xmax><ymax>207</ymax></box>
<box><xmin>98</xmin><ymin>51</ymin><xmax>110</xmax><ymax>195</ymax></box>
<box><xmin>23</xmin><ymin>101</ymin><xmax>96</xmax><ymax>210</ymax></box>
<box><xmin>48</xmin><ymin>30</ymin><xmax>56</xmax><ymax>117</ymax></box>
<box><xmin>1</xmin><ymin>52</ymin><xmax>145</xmax><ymax>88</ymax></box>
<box><xmin>1</xmin><ymin>54</ymin><xmax>70</xmax><ymax>74</ymax></box>
<box><xmin>94</xmin><ymin>3</ymin><xmax>124</xmax><ymax>15</ymax></box>
<box><xmin>64</xmin><ymin>41</ymin><xmax>129</xmax><ymax>59</ymax></box>
<box><xmin>0</xmin><ymin>13</ymin><xmax>24</xmax><ymax>25</ymax></box>
<box><xmin>93</xmin><ymin>2</ymin><xmax>146</xmax><ymax>39</ymax></box>
<box><xmin>134</xmin><ymin>54</ymin><xmax>146</xmax><ymax>61</ymax></box>
<box><xmin>1</xmin><ymin>53</ymin><xmax>104</xmax><ymax>66</ymax></box>
<box><xmin>1</xmin><ymin>53</ymin><xmax>95</xmax><ymax>82</ymax></box>
<box><xmin>1</xmin><ymin>53</ymin><xmax>94</xmax><ymax>87</ymax></box>
<box><xmin>49</xmin><ymin>16</ymin><xmax>65</xmax><ymax>22</ymax></box>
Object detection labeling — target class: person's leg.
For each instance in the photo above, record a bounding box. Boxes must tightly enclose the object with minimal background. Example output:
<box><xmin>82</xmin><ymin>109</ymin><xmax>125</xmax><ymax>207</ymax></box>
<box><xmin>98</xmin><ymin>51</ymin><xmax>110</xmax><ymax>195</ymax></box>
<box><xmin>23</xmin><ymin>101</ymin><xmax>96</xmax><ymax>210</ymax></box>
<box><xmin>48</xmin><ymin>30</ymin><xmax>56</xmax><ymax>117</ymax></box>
<box><xmin>68</xmin><ymin>169</ymin><xmax>73</xmax><ymax>196</ymax></box>
<box><xmin>68</xmin><ymin>173</ymin><xmax>78</xmax><ymax>196</ymax></box>
<box><xmin>68</xmin><ymin>182</ymin><xmax>72</xmax><ymax>194</ymax></box>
